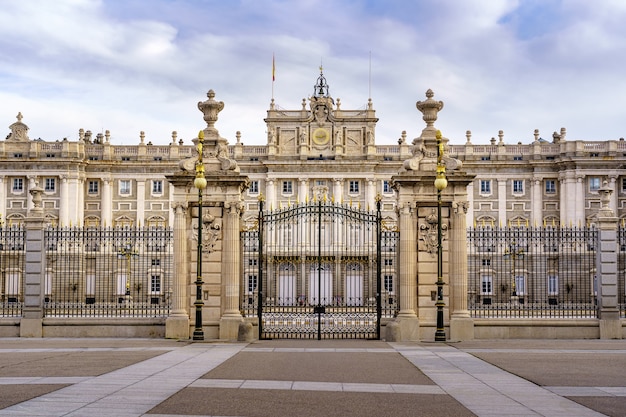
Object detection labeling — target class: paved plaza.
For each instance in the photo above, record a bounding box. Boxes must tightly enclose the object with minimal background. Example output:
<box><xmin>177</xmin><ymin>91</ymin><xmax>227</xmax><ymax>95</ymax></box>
<box><xmin>0</xmin><ymin>338</ymin><xmax>624</xmax><ymax>416</ymax></box>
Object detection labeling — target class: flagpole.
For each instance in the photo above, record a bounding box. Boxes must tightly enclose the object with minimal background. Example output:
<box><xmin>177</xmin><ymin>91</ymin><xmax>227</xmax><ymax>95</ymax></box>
<box><xmin>272</xmin><ymin>53</ymin><xmax>275</xmax><ymax>100</ymax></box>
<box><xmin>368</xmin><ymin>50</ymin><xmax>372</xmax><ymax>100</ymax></box>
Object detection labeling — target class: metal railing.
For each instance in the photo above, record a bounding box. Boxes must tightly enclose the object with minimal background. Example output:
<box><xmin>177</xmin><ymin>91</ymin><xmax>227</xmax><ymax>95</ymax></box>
<box><xmin>617</xmin><ymin>223</ymin><xmax>626</xmax><ymax>317</ymax></box>
<box><xmin>0</xmin><ymin>225</ymin><xmax>25</xmax><ymax>317</ymax></box>
<box><xmin>467</xmin><ymin>226</ymin><xmax>597</xmax><ymax>318</ymax></box>
<box><xmin>43</xmin><ymin>226</ymin><xmax>173</xmax><ymax>318</ymax></box>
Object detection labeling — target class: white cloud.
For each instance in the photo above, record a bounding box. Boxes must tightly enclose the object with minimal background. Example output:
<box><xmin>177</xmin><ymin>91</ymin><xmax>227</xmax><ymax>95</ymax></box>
<box><xmin>0</xmin><ymin>0</ymin><xmax>625</xmax><ymax>147</ymax></box>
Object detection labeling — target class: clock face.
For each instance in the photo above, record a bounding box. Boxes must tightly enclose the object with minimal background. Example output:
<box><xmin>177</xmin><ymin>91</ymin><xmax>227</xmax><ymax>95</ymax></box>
<box><xmin>312</xmin><ymin>128</ymin><xmax>330</xmax><ymax>146</ymax></box>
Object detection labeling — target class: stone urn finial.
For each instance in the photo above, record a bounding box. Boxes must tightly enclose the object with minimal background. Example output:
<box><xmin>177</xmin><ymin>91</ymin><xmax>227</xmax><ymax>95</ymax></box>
<box><xmin>197</xmin><ymin>89</ymin><xmax>225</xmax><ymax>135</ymax></box>
<box><xmin>416</xmin><ymin>89</ymin><xmax>444</xmax><ymax>130</ymax></box>
<box><xmin>598</xmin><ymin>179</ymin><xmax>614</xmax><ymax>217</ymax></box>
<box><xmin>29</xmin><ymin>180</ymin><xmax>44</xmax><ymax>215</ymax></box>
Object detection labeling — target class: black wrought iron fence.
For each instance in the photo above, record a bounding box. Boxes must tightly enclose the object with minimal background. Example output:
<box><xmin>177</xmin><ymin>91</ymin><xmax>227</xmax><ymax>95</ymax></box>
<box><xmin>0</xmin><ymin>225</ymin><xmax>25</xmax><ymax>317</ymax></box>
<box><xmin>617</xmin><ymin>223</ymin><xmax>626</xmax><ymax>317</ymax></box>
<box><xmin>467</xmin><ymin>226</ymin><xmax>597</xmax><ymax>318</ymax></box>
<box><xmin>44</xmin><ymin>226</ymin><xmax>173</xmax><ymax>318</ymax></box>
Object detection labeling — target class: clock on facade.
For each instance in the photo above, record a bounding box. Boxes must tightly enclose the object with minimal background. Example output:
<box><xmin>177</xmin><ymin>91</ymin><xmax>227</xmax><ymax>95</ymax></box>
<box><xmin>312</xmin><ymin>128</ymin><xmax>330</xmax><ymax>146</ymax></box>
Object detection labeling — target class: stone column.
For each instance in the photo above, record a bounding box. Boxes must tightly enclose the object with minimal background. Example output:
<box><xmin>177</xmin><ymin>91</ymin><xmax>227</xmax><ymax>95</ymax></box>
<box><xmin>531</xmin><ymin>177</ymin><xmax>542</xmax><ymax>227</ymax></box>
<box><xmin>366</xmin><ymin>178</ymin><xmax>375</xmax><ymax>210</ymax></box>
<box><xmin>27</xmin><ymin>176</ymin><xmax>37</xmax><ymax>210</ymax></box>
<box><xmin>559</xmin><ymin>174</ymin><xmax>567</xmax><ymax>225</ymax></box>
<box><xmin>165</xmin><ymin>201</ymin><xmax>190</xmax><ymax>339</ymax></box>
<box><xmin>21</xmin><ymin>183</ymin><xmax>46</xmax><ymax>337</ymax></box>
<box><xmin>575</xmin><ymin>175</ymin><xmax>585</xmax><ymax>226</ymax></box>
<box><xmin>298</xmin><ymin>178</ymin><xmax>308</xmax><ymax>203</ymax></box>
<box><xmin>101</xmin><ymin>178</ymin><xmax>112</xmax><ymax>227</ymax></box>
<box><xmin>466</xmin><ymin>181</ymin><xmax>474</xmax><ymax>228</ymax></box>
<box><xmin>219</xmin><ymin>201</ymin><xmax>244</xmax><ymax>339</ymax></box>
<box><xmin>77</xmin><ymin>177</ymin><xmax>85</xmax><ymax>225</ymax></box>
<box><xmin>497</xmin><ymin>178</ymin><xmax>506</xmax><ymax>225</ymax></box>
<box><xmin>449</xmin><ymin>200</ymin><xmax>473</xmax><ymax>341</ymax></box>
<box><xmin>136</xmin><ymin>179</ymin><xmax>145</xmax><ymax>225</ymax></box>
<box><xmin>0</xmin><ymin>176</ymin><xmax>4</xmax><ymax>220</ymax></box>
<box><xmin>609</xmin><ymin>176</ymin><xmax>618</xmax><ymax>215</ymax></box>
<box><xmin>266</xmin><ymin>179</ymin><xmax>276</xmax><ymax>210</ymax></box>
<box><xmin>394</xmin><ymin>201</ymin><xmax>419</xmax><ymax>340</ymax></box>
<box><xmin>59</xmin><ymin>175</ymin><xmax>69</xmax><ymax>226</ymax></box>
<box><xmin>333</xmin><ymin>178</ymin><xmax>343</xmax><ymax>203</ymax></box>
<box><xmin>596</xmin><ymin>182</ymin><xmax>621</xmax><ymax>339</ymax></box>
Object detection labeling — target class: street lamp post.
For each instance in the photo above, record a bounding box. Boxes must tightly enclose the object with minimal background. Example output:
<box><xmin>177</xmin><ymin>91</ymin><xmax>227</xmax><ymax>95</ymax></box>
<box><xmin>118</xmin><ymin>243</ymin><xmax>138</xmax><ymax>304</ymax></box>
<box><xmin>193</xmin><ymin>130</ymin><xmax>207</xmax><ymax>341</ymax></box>
<box><xmin>434</xmin><ymin>130</ymin><xmax>448</xmax><ymax>342</ymax></box>
<box><xmin>504</xmin><ymin>241</ymin><xmax>524</xmax><ymax>304</ymax></box>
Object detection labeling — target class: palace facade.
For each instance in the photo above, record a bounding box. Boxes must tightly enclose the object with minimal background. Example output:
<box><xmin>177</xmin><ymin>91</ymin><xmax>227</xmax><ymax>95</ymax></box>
<box><xmin>1</xmin><ymin>71</ymin><xmax>625</xmax><ymax>229</ymax></box>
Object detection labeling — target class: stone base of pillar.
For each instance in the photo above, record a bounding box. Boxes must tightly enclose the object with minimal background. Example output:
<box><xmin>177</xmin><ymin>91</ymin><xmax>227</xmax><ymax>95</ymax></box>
<box><xmin>219</xmin><ymin>316</ymin><xmax>243</xmax><ymax>341</ymax></box>
<box><xmin>20</xmin><ymin>318</ymin><xmax>43</xmax><ymax>337</ymax></box>
<box><xmin>599</xmin><ymin>319</ymin><xmax>622</xmax><ymax>339</ymax></box>
<box><xmin>385</xmin><ymin>317</ymin><xmax>419</xmax><ymax>341</ymax></box>
<box><xmin>449</xmin><ymin>317</ymin><xmax>474</xmax><ymax>341</ymax></box>
<box><xmin>237</xmin><ymin>321</ymin><xmax>255</xmax><ymax>342</ymax></box>
<box><xmin>165</xmin><ymin>316</ymin><xmax>190</xmax><ymax>339</ymax></box>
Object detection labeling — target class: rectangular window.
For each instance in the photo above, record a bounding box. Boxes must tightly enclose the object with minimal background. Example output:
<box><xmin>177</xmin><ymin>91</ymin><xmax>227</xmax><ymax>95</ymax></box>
<box><xmin>152</xmin><ymin>180</ymin><xmax>163</xmax><ymax>194</ymax></box>
<box><xmin>545</xmin><ymin>180</ymin><xmax>556</xmax><ymax>194</ymax></box>
<box><xmin>249</xmin><ymin>180</ymin><xmax>259</xmax><ymax>194</ymax></box>
<box><xmin>482</xmin><ymin>259</ymin><xmax>491</xmax><ymax>266</ymax></box>
<box><xmin>513</xmin><ymin>156</ymin><xmax>523</xmax><ymax>161</ymax></box>
<box><xmin>384</xmin><ymin>258</ymin><xmax>393</xmax><ymax>266</ymax></box>
<box><xmin>248</xmin><ymin>258</ymin><xmax>258</xmax><ymax>266</ymax></box>
<box><xmin>247</xmin><ymin>275</ymin><xmax>258</xmax><ymax>293</ymax></box>
<box><xmin>151</xmin><ymin>259</ymin><xmax>161</xmax><ymax>266</ymax></box>
<box><xmin>120</xmin><ymin>180</ymin><xmax>131</xmax><ymax>195</ymax></box>
<box><xmin>44</xmin><ymin>178</ymin><xmax>56</xmax><ymax>192</ymax></box>
<box><xmin>622</xmin><ymin>178</ymin><xmax>626</xmax><ymax>193</ymax></box>
<box><xmin>150</xmin><ymin>275</ymin><xmax>161</xmax><ymax>294</ymax></box>
<box><xmin>384</xmin><ymin>275</ymin><xmax>394</xmax><ymax>293</ymax></box>
<box><xmin>88</xmin><ymin>180</ymin><xmax>99</xmax><ymax>194</ymax></box>
<box><xmin>515</xmin><ymin>275</ymin><xmax>526</xmax><ymax>296</ymax></box>
<box><xmin>349</xmin><ymin>180</ymin><xmax>360</xmax><ymax>194</ymax></box>
<box><xmin>12</xmin><ymin>178</ymin><xmax>23</xmax><ymax>192</ymax></box>
<box><xmin>512</xmin><ymin>180</ymin><xmax>524</xmax><ymax>194</ymax></box>
<box><xmin>548</xmin><ymin>275</ymin><xmax>558</xmax><ymax>295</ymax></box>
<box><xmin>383</xmin><ymin>180</ymin><xmax>392</xmax><ymax>194</ymax></box>
<box><xmin>282</xmin><ymin>180</ymin><xmax>293</xmax><ymax>194</ymax></box>
<box><xmin>116</xmin><ymin>274</ymin><xmax>127</xmax><ymax>295</ymax></box>
<box><xmin>481</xmin><ymin>275</ymin><xmax>493</xmax><ymax>295</ymax></box>
<box><xmin>86</xmin><ymin>273</ymin><xmax>96</xmax><ymax>296</ymax></box>
<box><xmin>480</xmin><ymin>180</ymin><xmax>491</xmax><ymax>194</ymax></box>
<box><xmin>589</xmin><ymin>177</ymin><xmax>601</xmax><ymax>192</ymax></box>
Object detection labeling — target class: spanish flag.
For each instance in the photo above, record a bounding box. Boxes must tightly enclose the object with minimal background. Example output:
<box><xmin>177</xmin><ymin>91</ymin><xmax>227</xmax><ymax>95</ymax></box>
<box><xmin>272</xmin><ymin>54</ymin><xmax>275</xmax><ymax>81</ymax></box>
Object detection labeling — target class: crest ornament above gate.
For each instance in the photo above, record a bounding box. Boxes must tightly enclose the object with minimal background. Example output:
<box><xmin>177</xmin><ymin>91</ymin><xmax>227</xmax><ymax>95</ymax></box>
<box><xmin>191</xmin><ymin>212</ymin><xmax>221</xmax><ymax>254</ymax></box>
<box><xmin>419</xmin><ymin>208</ymin><xmax>448</xmax><ymax>255</ymax></box>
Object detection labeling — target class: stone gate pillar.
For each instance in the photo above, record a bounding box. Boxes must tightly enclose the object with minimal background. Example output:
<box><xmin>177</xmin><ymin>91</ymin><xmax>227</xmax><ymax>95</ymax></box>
<box><xmin>391</xmin><ymin>89</ymin><xmax>475</xmax><ymax>341</ymax></box>
<box><xmin>167</xmin><ymin>90</ymin><xmax>248</xmax><ymax>340</ymax></box>
<box><xmin>21</xmin><ymin>182</ymin><xmax>46</xmax><ymax>337</ymax></box>
<box><xmin>596</xmin><ymin>181</ymin><xmax>621</xmax><ymax>339</ymax></box>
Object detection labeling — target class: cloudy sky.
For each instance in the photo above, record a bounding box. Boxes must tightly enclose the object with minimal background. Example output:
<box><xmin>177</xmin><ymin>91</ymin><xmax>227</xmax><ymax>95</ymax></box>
<box><xmin>0</xmin><ymin>0</ymin><xmax>625</xmax><ymax>146</ymax></box>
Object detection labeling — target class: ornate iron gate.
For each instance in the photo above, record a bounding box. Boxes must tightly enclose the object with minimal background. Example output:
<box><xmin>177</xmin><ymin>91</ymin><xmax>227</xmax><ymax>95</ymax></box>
<box><xmin>241</xmin><ymin>198</ymin><xmax>398</xmax><ymax>339</ymax></box>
